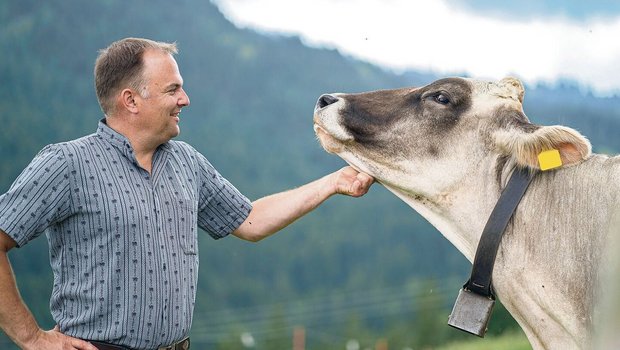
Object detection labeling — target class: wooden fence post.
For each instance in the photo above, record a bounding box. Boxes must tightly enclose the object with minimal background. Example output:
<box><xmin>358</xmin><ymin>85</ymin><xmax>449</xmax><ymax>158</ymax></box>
<box><xmin>293</xmin><ymin>326</ymin><xmax>305</xmax><ymax>350</ymax></box>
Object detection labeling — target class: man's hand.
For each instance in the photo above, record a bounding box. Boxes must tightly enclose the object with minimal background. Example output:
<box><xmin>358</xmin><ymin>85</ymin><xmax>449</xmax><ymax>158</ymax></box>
<box><xmin>20</xmin><ymin>326</ymin><xmax>98</xmax><ymax>350</ymax></box>
<box><xmin>333</xmin><ymin>166</ymin><xmax>375</xmax><ymax>197</ymax></box>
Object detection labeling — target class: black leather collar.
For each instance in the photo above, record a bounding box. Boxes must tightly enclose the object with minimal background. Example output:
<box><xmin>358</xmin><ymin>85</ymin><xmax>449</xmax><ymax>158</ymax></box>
<box><xmin>465</xmin><ymin>166</ymin><xmax>536</xmax><ymax>297</ymax></box>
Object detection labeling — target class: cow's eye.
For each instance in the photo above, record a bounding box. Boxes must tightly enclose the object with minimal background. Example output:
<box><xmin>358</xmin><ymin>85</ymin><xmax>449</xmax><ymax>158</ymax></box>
<box><xmin>434</xmin><ymin>93</ymin><xmax>450</xmax><ymax>105</ymax></box>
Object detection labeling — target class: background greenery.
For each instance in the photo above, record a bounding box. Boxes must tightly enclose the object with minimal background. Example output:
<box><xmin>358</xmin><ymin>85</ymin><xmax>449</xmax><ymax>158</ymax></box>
<box><xmin>1</xmin><ymin>1</ymin><xmax>619</xmax><ymax>349</ymax></box>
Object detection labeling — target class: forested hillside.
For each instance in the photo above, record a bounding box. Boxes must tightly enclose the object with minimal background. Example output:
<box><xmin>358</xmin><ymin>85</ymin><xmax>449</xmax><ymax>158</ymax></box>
<box><xmin>1</xmin><ymin>1</ymin><xmax>619</xmax><ymax>349</ymax></box>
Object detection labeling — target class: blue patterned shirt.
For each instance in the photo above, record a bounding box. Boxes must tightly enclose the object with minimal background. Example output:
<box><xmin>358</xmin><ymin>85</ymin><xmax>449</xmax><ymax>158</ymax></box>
<box><xmin>0</xmin><ymin>120</ymin><xmax>252</xmax><ymax>349</ymax></box>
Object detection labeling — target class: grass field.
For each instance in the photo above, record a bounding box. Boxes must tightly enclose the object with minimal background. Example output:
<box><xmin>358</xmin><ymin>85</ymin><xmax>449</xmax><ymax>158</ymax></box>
<box><xmin>437</xmin><ymin>331</ymin><xmax>532</xmax><ymax>350</ymax></box>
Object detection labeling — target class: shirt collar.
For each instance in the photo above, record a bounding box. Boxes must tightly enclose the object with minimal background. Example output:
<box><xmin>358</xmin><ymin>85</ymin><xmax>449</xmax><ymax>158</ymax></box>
<box><xmin>96</xmin><ymin>119</ymin><xmax>172</xmax><ymax>165</ymax></box>
<box><xmin>97</xmin><ymin>118</ymin><xmax>138</xmax><ymax>163</ymax></box>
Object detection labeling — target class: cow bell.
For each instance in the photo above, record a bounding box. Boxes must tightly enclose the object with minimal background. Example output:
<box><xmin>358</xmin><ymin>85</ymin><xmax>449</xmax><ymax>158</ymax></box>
<box><xmin>447</xmin><ymin>288</ymin><xmax>495</xmax><ymax>337</ymax></box>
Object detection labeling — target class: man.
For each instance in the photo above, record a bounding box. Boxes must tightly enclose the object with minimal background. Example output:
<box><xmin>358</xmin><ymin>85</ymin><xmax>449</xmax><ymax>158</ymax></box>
<box><xmin>0</xmin><ymin>38</ymin><xmax>374</xmax><ymax>350</ymax></box>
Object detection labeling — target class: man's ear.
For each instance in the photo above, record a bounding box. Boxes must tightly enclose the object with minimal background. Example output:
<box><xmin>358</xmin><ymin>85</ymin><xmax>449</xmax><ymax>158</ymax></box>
<box><xmin>120</xmin><ymin>89</ymin><xmax>139</xmax><ymax>114</ymax></box>
<box><xmin>494</xmin><ymin>125</ymin><xmax>592</xmax><ymax>170</ymax></box>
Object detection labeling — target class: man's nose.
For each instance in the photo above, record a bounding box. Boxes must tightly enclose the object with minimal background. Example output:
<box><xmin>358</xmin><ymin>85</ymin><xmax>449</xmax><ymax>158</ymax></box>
<box><xmin>179</xmin><ymin>88</ymin><xmax>190</xmax><ymax>107</ymax></box>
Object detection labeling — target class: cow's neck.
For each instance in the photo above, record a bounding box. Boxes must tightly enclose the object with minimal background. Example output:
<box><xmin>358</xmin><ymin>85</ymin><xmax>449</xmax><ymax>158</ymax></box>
<box><xmin>494</xmin><ymin>156</ymin><xmax>619</xmax><ymax>349</ymax></box>
<box><xmin>394</xmin><ymin>154</ymin><xmax>618</xmax><ymax>350</ymax></box>
<box><xmin>383</xmin><ymin>155</ymin><xmax>505</xmax><ymax>263</ymax></box>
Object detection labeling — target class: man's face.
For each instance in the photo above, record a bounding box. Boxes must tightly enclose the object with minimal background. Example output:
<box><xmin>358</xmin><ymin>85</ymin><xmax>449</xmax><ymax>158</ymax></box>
<box><xmin>135</xmin><ymin>49</ymin><xmax>190</xmax><ymax>143</ymax></box>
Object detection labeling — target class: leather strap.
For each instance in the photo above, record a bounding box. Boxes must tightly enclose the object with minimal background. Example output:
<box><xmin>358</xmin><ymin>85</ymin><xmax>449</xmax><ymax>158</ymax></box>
<box><xmin>89</xmin><ymin>341</ymin><xmax>130</xmax><ymax>350</ymax></box>
<box><xmin>88</xmin><ymin>336</ymin><xmax>189</xmax><ymax>350</ymax></box>
<box><xmin>465</xmin><ymin>166</ymin><xmax>536</xmax><ymax>297</ymax></box>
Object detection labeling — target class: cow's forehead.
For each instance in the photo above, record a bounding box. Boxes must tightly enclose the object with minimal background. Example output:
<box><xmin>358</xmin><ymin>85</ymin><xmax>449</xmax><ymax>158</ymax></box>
<box><xmin>466</xmin><ymin>77</ymin><xmax>525</xmax><ymax>103</ymax></box>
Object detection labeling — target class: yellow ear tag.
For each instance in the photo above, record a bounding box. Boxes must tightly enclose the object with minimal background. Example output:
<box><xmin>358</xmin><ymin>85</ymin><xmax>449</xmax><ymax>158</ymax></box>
<box><xmin>538</xmin><ymin>149</ymin><xmax>562</xmax><ymax>171</ymax></box>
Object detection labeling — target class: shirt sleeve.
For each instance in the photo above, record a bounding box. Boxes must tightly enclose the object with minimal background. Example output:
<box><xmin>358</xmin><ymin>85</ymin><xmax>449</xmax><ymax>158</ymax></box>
<box><xmin>195</xmin><ymin>151</ymin><xmax>252</xmax><ymax>239</ymax></box>
<box><xmin>0</xmin><ymin>144</ymin><xmax>73</xmax><ymax>247</ymax></box>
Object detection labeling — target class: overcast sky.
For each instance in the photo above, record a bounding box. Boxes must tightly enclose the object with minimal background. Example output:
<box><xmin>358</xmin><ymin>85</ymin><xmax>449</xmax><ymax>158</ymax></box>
<box><xmin>212</xmin><ymin>0</ymin><xmax>620</xmax><ymax>96</ymax></box>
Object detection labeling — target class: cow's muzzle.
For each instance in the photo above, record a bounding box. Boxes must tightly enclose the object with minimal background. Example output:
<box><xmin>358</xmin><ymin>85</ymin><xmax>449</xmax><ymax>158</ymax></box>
<box><xmin>315</xmin><ymin>94</ymin><xmax>340</xmax><ymax>112</ymax></box>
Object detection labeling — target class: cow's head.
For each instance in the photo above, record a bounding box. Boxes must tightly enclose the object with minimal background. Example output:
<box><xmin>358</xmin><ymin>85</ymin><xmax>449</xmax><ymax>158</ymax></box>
<box><xmin>313</xmin><ymin>77</ymin><xmax>591</xmax><ymax>198</ymax></box>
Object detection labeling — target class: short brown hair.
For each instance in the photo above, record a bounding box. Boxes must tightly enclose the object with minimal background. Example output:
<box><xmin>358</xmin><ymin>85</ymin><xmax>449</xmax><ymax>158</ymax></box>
<box><xmin>94</xmin><ymin>38</ymin><xmax>178</xmax><ymax>115</ymax></box>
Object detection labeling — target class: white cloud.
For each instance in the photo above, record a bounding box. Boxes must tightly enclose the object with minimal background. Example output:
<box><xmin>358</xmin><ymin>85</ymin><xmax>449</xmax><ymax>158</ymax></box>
<box><xmin>213</xmin><ymin>0</ymin><xmax>620</xmax><ymax>95</ymax></box>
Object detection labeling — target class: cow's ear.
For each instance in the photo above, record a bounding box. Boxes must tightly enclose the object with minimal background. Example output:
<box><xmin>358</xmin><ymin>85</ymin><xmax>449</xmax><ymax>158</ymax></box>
<box><xmin>495</xmin><ymin>125</ymin><xmax>591</xmax><ymax>170</ymax></box>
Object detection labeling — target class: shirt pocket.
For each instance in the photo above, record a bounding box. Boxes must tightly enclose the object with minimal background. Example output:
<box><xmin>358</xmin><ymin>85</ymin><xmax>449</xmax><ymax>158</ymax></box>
<box><xmin>176</xmin><ymin>202</ymin><xmax>198</xmax><ymax>255</ymax></box>
<box><xmin>162</xmin><ymin>157</ymin><xmax>199</xmax><ymax>255</ymax></box>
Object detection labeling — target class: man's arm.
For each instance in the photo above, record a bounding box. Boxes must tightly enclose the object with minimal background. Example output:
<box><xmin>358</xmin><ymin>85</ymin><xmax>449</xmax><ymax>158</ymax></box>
<box><xmin>232</xmin><ymin>166</ymin><xmax>374</xmax><ymax>242</ymax></box>
<box><xmin>0</xmin><ymin>229</ymin><xmax>97</xmax><ymax>350</ymax></box>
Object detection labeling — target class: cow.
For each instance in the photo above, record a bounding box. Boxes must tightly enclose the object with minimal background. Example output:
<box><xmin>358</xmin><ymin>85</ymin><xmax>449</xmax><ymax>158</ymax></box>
<box><xmin>313</xmin><ymin>77</ymin><xmax>620</xmax><ymax>350</ymax></box>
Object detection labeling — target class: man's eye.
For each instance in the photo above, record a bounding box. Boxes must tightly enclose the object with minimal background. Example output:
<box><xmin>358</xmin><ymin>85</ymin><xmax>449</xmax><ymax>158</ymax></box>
<box><xmin>434</xmin><ymin>94</ymin><xmax>450</xmax><ymax>105</ymax></box>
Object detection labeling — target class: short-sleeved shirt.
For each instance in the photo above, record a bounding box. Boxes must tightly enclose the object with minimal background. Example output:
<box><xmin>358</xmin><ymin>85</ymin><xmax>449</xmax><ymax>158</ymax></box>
<box><xmin>0</xmin><ymin>120</ymin><xmax>252</xmax><ymax>349</ymax></box>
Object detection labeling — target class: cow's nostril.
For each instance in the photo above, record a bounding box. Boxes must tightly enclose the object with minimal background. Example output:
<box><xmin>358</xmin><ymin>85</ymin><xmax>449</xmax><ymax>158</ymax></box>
<box><xmin>316</xmin><ymin>94</ymin><xmax>339</xmax><ymax>110</ymax></box>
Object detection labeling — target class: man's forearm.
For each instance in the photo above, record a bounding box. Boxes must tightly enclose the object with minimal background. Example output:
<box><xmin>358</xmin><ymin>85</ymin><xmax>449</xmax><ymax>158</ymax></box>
<box><xmin>232</xmin><ymin>166</ymin><xmax>374</xmax><ymax>242</ymax></box>
<box><xmin>0</xmin><ymin>245</ymin><xmax>41</xmax><ymax>348</ymax></box>
<box><xmin>233</xmin><ymin>171</ymin><xmax>336</xmax><ymax>242</ymax></box>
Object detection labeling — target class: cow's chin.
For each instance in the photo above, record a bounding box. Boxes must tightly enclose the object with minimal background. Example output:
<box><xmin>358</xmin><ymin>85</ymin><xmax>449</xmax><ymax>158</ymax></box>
<box><xmin>314</xmin><ymin>125</ymin><xmax>345</xmax><ymax>154</ymax></box>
